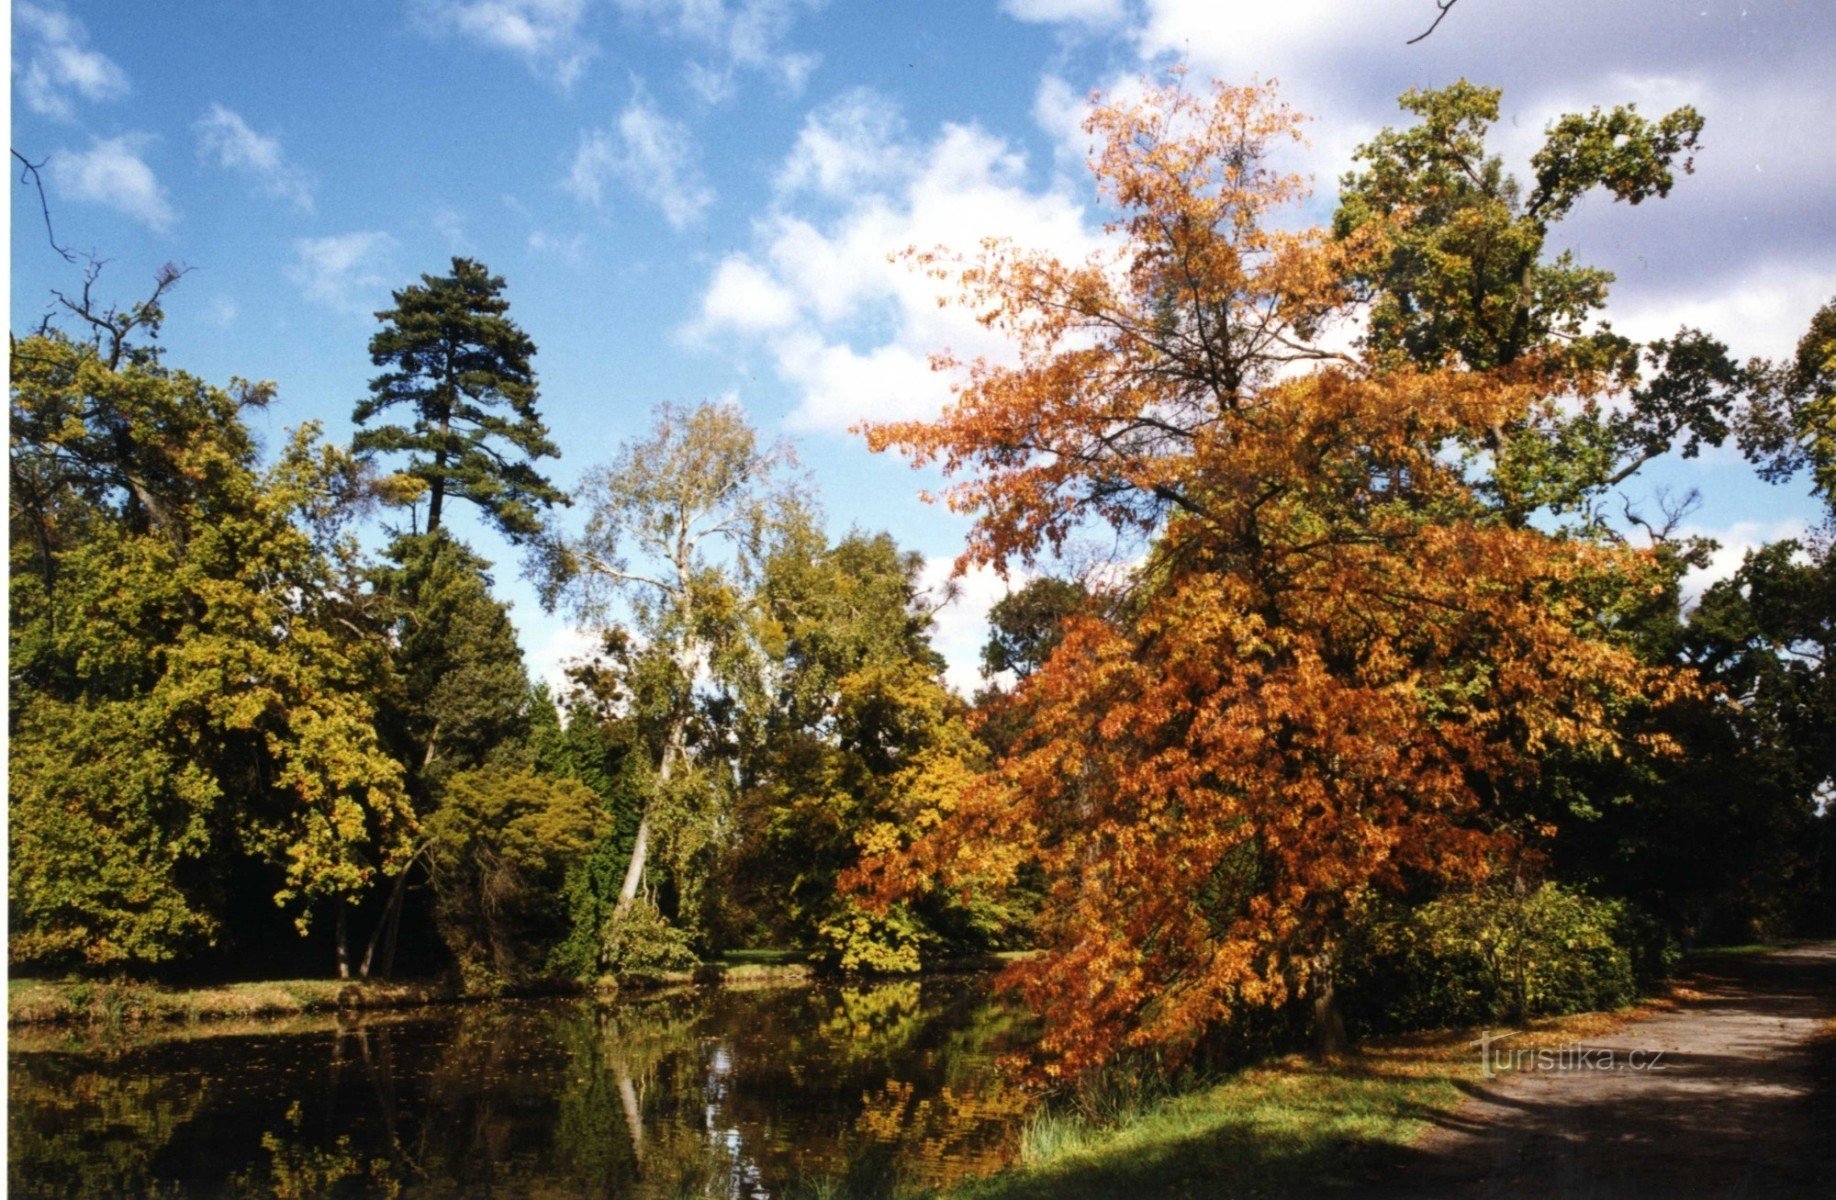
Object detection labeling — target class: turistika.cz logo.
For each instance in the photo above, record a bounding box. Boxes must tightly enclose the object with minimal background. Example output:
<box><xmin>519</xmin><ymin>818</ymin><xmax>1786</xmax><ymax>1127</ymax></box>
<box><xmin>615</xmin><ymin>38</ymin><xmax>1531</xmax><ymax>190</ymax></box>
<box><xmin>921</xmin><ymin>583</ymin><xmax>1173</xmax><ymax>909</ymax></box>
<box><xmin>1472</xmin><ymin>1031</ymin><xmax>1670</xmax><ymax>1080</ymax></box>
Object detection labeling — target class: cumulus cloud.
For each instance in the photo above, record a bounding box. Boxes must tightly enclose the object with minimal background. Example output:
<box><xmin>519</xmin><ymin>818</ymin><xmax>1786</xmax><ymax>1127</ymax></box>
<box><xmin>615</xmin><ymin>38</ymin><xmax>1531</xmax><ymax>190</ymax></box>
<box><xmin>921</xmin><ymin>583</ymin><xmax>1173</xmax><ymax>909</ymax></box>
<box><xmin>413</xmin><ymin>0</ymin><xmax>594</xmax><ymax>86</ymax></box>
<box><xmin>919</xmin><ymin>556</ymin><xmax>1031</xmax><ymax>696</ymax></box>
<box><xmin>288</xmin><ymin>232</ymin><xmax>399</xmax><ymax>314</ymax></box>
<box><xmin>567</xmin><ymin>95</ymin><xmax>714</xmax><ymax>228</ymax></box>
<box><xmin>692</xmin><ymin>92</ymin><xmax>1103</xmax><ymax>432</ymax></box>
<box><xmin>775</xmin><ymin>87</ymin><xmax>913</xmax><ymax>199</ymax></box>
<box><xmin>1002</xmin><ymin>0</ymin><xmax>1128</xmax><ymax>28</ymax></box>
<box><xmin>50</xmin><ymin>136</ymin><xmax>176</xmax><ymax>232</ymax></box>
<box><xmin>699</xmin><ymin>257</ymin><xmax>797</xmax><ymax>333</ymax></box>
<box><xmin>194</xmin><ymin>104</ymin><xmax>315</xmax><ymax>212</ymax></box>
<box><xmin>1613</xmin><ymin>259</ymin><xmax>1836</xmax><ymax>364</ymax></box>
<box><xmin>1677</xmin><ymin>517</ymin><xmax>1813</xmax><ymax>608</ymax></box>
<box><xmin>613</xmin><ymin>0</ymin><xmax>820</xmax><ymax>97</ymax></box>
<box><xmin>14</xmin><ymin>2</ymin><xmax>129</xmax><ymax>120</ymax></box>
<box><xmin>1016</xmin><ymin>0</ymin><xmax>1836</xmax><ymax>371</ymax></box>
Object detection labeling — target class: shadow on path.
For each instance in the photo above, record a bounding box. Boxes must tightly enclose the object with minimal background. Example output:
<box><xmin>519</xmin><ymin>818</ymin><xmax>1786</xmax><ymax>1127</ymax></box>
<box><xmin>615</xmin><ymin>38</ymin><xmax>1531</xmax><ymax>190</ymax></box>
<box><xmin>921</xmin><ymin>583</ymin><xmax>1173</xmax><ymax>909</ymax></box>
<box><xmin>1359</xmin><ymin>944</ymin><xmax>1836</xmax><ymax>1198</ymax></box>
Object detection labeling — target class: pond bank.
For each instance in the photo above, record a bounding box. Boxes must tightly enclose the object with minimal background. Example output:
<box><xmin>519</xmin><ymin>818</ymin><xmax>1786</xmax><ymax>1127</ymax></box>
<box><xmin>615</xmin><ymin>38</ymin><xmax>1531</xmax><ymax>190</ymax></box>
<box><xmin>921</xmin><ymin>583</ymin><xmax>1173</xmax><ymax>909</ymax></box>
<box><xmin>6</xmin><ymin>950</ymin><xmax>1027</xmax><ymax>1028</ymax></box>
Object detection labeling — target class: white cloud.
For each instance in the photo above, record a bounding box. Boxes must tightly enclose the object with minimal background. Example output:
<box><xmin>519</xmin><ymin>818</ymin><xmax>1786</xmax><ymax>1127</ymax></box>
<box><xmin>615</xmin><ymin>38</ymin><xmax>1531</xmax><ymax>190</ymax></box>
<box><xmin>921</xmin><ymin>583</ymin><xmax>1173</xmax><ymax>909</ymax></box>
<box><xmin>697</xmin><ymin>257</ymin><xmax>797</xmax><ymax>333</ymax></box>
<box><xmin>288</xmin><ymin>232</ymin><xmax>399</xmax><ymax>315</ymax></box>
<box><xmin>50</xmin><ymin>136</ymin><xmax>176</xmax><ymax>233</ymax></box>
<box><xmin>693</xmin><ymin>95</ymin><xmax>1103</xmax><ymax>432</ymax></box>
<box><xmin>1002</xmin><ymin>0</ymin><xmax>1127</xmax><ymax>28</ymax></box>
<box><xmin>1677</xmin><ymin>517</ymin><xmax>1812</xmax><ymax>608</ymax></box>
<box><xmin>14</xmin><ymin>2</ymin><xmax>129</xmax><ymax>120</ymax></box>
<box><xmin>919</xmin><ymin>556</ymin><xmax>1030</xmax><ymax>696</ymax></box>
<box><xmin>529</xmin><ymin>621</ymin><xmax>607</xmax><ymax>696</ymax></box>
<box><xmin>1028</xmin><ymin>0</ymin><xmax>1836</xmax><ymax>317</ymax></box>
<box><xmin>775</xmin><ymin>87</ymin><xmax>912</xmax><ymax>199</ymax></box>
<box><xmin>613</xmin><ymin>0</ymin><xmax>820</xmax><ymax>96</ymax></box>
<box><xmin>206</xmin><ymin>296</ymin><xmax>240</xmax><ymax>328</ymax></box>
<box><xmin>528</xmin><ymin>228</ymin><xmax>588</xmax><ymax>266</ymax></box>
<box><xmin>194</xmin><ymin>104</ymin><xmax>315</xmax><ymax>212</ymax></box>
<box><xmin>1032</xmin><ymin>74</ymin><xmax>1093</xmax><ymax>164</ymax></box>
<box><xmin>432</xmin><ymin>206</ymin><xmax>474</xmax><ymax>252</ymax></box>
<box><xmin>413</xmin><ymin>0</ymin><xmax>594</xmax><ymax>86</ymax></box>
<box><xmin>567</xmin><ymin>96</ymin><xmax>714</xmax><ymax>228</ymax></box>
<box><xmin>1613</xmin><ymin>259</ymin><xmax>1836</xmax><ymax>363</ymax></box>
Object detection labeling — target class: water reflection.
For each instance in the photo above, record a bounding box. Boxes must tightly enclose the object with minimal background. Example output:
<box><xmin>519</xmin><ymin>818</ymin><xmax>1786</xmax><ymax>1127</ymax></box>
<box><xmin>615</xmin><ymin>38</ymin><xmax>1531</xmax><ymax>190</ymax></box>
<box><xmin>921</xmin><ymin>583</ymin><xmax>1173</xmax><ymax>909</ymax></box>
<box><xmin>9</xmin><ymin>978</ymin><xmax>1034</xmax><ymax>1198</ymax></box>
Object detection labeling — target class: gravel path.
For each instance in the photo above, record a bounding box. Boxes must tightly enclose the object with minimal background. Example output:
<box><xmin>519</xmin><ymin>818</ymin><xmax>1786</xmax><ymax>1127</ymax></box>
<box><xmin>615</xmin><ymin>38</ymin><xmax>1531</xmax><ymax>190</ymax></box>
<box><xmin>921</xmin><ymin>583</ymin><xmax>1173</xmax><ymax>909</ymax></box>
<box><xmin>1375</xmin><ymin>944</ymin><xmax>1836</xmax><ymax>1198</ymax></box>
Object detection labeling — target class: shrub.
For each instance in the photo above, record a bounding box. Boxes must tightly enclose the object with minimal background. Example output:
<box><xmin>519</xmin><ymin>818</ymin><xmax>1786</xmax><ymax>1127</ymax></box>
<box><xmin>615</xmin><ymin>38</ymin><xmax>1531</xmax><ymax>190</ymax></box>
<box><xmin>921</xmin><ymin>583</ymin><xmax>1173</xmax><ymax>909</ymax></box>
<box><xmin>1342</xmin><ymin>882</ymin><xmax>1647</xmax><ymax>1036</ymax></box>
<box><xmin>593</xmin><ymin>898</ymin><xmax>699</xmax><ymax>979</ymax></box>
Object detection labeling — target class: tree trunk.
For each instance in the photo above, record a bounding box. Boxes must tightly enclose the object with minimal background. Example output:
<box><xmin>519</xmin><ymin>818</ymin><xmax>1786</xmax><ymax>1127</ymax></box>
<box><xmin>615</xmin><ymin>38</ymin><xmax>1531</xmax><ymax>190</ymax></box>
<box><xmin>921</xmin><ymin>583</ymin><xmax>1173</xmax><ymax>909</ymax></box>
<box><xmin>360</xmin><ymin>864</ymin><xmax>414</xmax><ymax>980</ymax></box>
<box><xmin>616</xmin><ymin>701</ymin><xmax>687</xmax><ymax>913</ymax></box>
<box><xmin>336</xmin><ymin>902</ymin><xmax>353</xmax><ymax>980</ymax></box>
<box><xmin>1310</xmin><ymin>946</ymin><xmax>1348</xmax><ymax>1059</ymax></box>
<box><xmin>616</xmin><ymin>814</ymin><xmax>653</xmax><ymax>912</ymax></box>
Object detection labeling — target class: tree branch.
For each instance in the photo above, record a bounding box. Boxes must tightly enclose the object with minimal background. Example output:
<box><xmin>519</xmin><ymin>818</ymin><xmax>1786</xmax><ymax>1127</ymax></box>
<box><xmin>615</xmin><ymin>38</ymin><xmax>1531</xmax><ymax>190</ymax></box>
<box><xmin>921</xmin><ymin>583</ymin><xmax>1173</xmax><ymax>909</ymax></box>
<box><xmin>12</xmin><ymin>149</ymin><xmax>78</xmax><ymax>264</ymax></box>
<box><xmin>1406</xmin><ymin>0</ymin><xmax>1462</xmax><ymax>45</ymax></box>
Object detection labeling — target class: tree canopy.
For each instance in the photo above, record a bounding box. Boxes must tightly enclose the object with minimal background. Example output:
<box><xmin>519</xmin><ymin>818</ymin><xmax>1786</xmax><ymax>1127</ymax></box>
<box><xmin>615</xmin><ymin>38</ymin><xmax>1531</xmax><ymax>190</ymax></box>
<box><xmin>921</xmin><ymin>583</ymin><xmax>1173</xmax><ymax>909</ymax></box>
<box><xmin>355</xmin><ymin>257</ymin><xmax>563</xmax><ymax>542</ymax></box>
<box><xmin>860</xmin><ymin>76</ymin><xmax>1690</xmax><ymax>1079</ymax></box>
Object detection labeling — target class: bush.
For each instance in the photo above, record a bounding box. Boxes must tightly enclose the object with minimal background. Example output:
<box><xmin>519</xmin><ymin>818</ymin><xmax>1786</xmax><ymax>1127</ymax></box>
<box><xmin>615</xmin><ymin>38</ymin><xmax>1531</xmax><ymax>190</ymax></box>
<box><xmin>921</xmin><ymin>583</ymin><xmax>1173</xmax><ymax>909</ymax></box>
<box><xmin>1342</xmin><ymin>882</ymin><xmax>1649</xmax><ymax>1036</ymax></box>
<box><xmin>593</xmin><ymin>898</ymin><xmax>699</xmax><ymax>979</ymax></box>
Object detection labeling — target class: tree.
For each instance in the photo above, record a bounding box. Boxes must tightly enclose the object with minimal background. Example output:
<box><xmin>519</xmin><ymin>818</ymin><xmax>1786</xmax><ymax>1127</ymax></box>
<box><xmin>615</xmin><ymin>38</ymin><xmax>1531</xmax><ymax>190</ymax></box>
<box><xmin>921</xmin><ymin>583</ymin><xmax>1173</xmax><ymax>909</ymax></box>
<box><xmin>10</xmin><ymin>326</ymin><xmax>413</xmax><ymax>973</ymax></box>
<box><xmin>856</xmin><ymin>77</ymin><xmax>1683</xmax><ymax>1079</ymax></box>
<box><xmin>355</xmin><ymin>257</ymin><xmax>563</xmax><ymax>541</ymax></box>
<box><xmin>732</xmin><ymin>527</ymin><xmax>1005</xmax><ymax>970</ymax></box>
<box><xmin>356</xmin><ymin>529</ymin><xmax>535</xmax><ymax>979</ymax></box>
<box><xmin>423</xmin><ymin>764</ymin><xmax>608</xmax><ymax>985</ymax></box>
<box><xmin>1743</xmin><ymin>297</ymin><xmax>1836</xmax><ymax>502</ymax></box>
<box><xmin>548</xmin><ymin>401</ymin><xmax>801</xmax><ymax>934</ymax></box>
<box><xmin>979</xmin><ymin>578</ymin><xmax>1089</xmax><ymax>683</ymax></box>
<box><xmin>1333</xmin><ymin>82</ymin><xmax>1740</xmax><ymax>526</ymax></box>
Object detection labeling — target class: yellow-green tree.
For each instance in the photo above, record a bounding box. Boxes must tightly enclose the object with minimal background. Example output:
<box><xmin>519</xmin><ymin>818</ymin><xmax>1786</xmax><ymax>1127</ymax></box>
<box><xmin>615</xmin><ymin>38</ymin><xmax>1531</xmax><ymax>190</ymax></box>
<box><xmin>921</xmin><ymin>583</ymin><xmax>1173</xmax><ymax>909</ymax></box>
<box><xmin>10</xmin><ymin>323</ymin><xmax>413</xmax><ymax>973</ymax></box>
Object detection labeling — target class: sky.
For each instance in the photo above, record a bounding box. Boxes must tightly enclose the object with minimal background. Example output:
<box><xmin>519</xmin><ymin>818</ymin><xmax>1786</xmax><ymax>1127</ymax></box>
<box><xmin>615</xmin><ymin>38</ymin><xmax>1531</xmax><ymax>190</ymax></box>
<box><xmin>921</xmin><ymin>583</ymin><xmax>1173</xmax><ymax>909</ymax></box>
<box><xmin>9</xmin><ymin>0</ymin><xmax>1834</xmax><ymax>694</ymax></box>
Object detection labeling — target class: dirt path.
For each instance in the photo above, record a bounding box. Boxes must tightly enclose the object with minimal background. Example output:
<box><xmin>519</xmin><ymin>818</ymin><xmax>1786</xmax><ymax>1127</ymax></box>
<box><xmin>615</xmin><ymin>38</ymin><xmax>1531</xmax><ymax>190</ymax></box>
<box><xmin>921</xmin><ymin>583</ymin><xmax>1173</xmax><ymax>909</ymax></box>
<box><xmin>1378</xmin><ymin>944</ymin><xmax>1836</xmax><ymax>1198</ymax></box>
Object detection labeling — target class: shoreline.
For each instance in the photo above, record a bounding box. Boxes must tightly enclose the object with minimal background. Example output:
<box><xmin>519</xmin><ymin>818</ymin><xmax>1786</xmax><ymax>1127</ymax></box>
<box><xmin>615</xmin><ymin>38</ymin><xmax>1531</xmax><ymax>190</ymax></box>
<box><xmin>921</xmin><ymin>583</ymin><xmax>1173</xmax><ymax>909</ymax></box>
<box><xmin>5</xmin><ymin>951</ymin><xmax>1025</xmax><ymax>1030</ymax></box>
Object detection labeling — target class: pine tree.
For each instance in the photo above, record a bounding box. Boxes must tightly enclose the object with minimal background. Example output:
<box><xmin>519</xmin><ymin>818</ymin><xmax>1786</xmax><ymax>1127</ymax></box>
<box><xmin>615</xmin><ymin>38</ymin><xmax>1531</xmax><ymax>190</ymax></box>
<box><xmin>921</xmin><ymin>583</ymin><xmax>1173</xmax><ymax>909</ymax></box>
<box><xmin>355</xmin><ymin>257</ymin><xmax>563</xmax><ymax>542</ymax></box>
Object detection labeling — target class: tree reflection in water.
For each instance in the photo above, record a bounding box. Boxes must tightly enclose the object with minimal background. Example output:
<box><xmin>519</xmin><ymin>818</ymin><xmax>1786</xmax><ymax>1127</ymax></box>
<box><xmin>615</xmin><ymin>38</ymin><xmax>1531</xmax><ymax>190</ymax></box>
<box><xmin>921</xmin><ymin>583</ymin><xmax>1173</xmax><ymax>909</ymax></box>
<box><xmin>8</xmin><ymin>977</ymin><xmax>1035</xmax><ymax>1198</ymax></box>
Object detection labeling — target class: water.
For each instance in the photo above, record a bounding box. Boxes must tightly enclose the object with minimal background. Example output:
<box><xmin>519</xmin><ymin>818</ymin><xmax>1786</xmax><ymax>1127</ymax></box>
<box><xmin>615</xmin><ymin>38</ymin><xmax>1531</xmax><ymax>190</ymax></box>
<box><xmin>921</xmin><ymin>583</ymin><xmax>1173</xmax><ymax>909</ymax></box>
<box><xmin>8</xmin><ymin>977</ymin><xmax>1037</xmax><ymax>1198</ymax></box>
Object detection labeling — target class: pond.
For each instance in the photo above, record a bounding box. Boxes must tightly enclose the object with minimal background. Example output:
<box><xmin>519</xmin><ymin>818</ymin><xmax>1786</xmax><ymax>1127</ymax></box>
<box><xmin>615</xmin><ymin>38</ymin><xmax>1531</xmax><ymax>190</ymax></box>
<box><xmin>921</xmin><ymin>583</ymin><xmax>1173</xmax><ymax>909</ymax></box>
<box><xmin>8</xmin><ymin>977</ymin><xmax>1037</xmax><ymax>1199</ymax></box>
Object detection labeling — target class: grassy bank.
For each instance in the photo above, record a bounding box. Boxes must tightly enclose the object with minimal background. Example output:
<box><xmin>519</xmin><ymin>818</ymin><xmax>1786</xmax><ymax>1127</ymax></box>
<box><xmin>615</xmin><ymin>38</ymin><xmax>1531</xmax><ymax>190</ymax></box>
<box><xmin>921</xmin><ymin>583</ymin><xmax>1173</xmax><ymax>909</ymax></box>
<box><xmin>7</xmin><ymin>949</ymin><xmax>1029</xmax><ymax>1027</ymax></box>
<box><xmin>933</xmin><ymin>1006</ymin><xmax>1649</xmax><ymax>1200</ymax></box>
<box><xmin>6</xmin><ymin>976</ymin><xmax>464</xmax><ymax>1027</ymax></box>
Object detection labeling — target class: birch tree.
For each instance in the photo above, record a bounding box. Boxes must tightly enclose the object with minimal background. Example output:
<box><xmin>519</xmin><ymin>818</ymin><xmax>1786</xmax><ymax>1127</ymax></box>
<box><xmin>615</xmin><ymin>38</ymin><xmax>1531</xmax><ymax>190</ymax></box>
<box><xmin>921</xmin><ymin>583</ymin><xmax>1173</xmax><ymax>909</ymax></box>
<box><xmin>552</xmin><ymin>401</ymin><xmax>800</xmax><ymax>924</ymax></box>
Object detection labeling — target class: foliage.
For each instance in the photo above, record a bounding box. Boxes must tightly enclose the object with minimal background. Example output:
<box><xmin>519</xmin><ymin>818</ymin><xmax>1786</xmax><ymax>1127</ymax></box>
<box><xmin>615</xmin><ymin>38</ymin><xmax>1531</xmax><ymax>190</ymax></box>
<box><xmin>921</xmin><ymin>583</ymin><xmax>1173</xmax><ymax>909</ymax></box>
<box><xmin>979</xmin><ymin>578</ymin><xmax>1090</xmax><ymax>682</ymax></box>
<box><xmin>1742</xmin><ymin>298</ymin><xmax>1836</xmax><ymax>502</ymax></box>
<box><xmin>548</xmin><ymin>400</ymin><xmax>803</xmax><ymax>937</ymax></box>
<box><xmin>1340</xmin><ymin>884</ymin><xmax>1645</xmax><ymax>1035</ymax></box>
<box><xmin>423</xmin><ymin>764</ymin><xmax>608</xmax><ymax>984</ymax></box>
<box><xmin>531</xmin><ymin>681</ymin><xmax>646</xmax><ymax>974</ymax></box>
<box><xmin>355</xmin><ymin>256</ymin><xmax>562</xmax><ymax>540</ymax></box>
<box><xmin>730</xmin><ymin>526</ymin><xmax>1012</xmax><ymax>970</ymax></box>
<box><xmin>1334</xmin><ymin>81</ymin><xmax>1736</xmax><ymax>526</ymax></box>
<box><xmin>10</xmin><ymin>330</ymin><xmax>412</xmax><ymax>969</ymax></box>
<box><xmin>858</xmin><ymin>77</ymin><xmax>1687</xmax><ymax>1080</ymax></box>
<box><xmin>373</xmin><ymin>530</ymin><xmax>532</xmax><ymax>799</ymax></box>
<box><xmin>591</xmin><ymin>896</ymin><xmax>700</xmax><ymax>978</ymax></box>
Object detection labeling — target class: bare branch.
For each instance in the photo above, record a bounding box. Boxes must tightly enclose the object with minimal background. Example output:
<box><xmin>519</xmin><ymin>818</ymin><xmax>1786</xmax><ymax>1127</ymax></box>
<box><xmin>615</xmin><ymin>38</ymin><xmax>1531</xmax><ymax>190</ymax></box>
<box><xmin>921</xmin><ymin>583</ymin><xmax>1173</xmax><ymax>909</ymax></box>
<box><xmin>12</xmin><ymin>149</ymin><xmax>79</xmax><ymax>264</ymax></box>
<box><xmin>1406</xmin><ymin>0</ymin><xmax>1462</xmax><ymax>45</ymax></box>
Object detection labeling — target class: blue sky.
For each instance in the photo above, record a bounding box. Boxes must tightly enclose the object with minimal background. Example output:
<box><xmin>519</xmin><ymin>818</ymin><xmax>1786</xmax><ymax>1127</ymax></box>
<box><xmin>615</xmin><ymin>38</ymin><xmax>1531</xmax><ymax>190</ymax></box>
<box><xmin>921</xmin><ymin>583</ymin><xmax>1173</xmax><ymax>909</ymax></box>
<box><xmin>11</xmin><ymin>0</ymin><xmax>1834</xmax><ymax>692</ymax></box>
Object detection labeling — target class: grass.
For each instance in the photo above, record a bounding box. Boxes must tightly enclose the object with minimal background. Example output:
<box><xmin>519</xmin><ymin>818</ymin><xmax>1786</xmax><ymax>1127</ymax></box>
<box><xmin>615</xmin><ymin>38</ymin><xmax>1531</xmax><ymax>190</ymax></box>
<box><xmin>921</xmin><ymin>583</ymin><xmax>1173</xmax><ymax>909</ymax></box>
<box><xmin>936</xmin><ymin>1006</ymin><xmax>1650</xmax><ymax>1200</ymax></box>
<box><xmin>7</xmin><ymin>976</ymin><xmax>460</xmax><ymax>1027</ymax></box>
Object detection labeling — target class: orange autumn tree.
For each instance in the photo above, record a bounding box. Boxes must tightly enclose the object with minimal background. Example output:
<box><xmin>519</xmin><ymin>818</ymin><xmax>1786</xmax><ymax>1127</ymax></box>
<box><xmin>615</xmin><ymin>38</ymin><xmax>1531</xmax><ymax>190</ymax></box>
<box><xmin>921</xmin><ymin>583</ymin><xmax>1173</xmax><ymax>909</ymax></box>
<box><xmin>851</xmin><ymin>77</ymin><xmax>1686</xmax><ymax>1080</ymax></box>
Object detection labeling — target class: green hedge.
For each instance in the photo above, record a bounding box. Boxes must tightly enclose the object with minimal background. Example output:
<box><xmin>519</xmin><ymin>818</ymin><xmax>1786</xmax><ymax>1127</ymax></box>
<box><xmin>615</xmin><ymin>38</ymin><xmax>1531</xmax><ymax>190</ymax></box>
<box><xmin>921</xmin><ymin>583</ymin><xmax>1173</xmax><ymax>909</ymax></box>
<box><xmin>1341</xmin><ymin>883</ymin><xmax>1676</xmax><ymax>1036</ymax></box>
